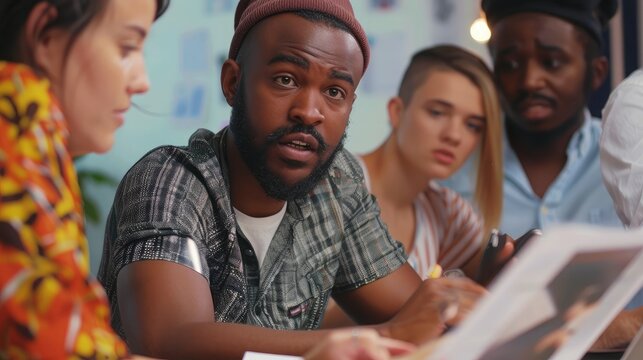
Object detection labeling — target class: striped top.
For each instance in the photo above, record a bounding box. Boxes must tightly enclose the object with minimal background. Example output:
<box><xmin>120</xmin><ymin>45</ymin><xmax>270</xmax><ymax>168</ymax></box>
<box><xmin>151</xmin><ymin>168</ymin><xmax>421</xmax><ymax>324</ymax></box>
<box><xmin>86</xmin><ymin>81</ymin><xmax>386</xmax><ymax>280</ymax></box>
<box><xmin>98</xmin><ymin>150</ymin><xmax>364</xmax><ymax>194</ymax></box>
<box><xmin>358</xmin><ymin>157</ymin><xmax>483</xmax><ymax>278</ymax></box>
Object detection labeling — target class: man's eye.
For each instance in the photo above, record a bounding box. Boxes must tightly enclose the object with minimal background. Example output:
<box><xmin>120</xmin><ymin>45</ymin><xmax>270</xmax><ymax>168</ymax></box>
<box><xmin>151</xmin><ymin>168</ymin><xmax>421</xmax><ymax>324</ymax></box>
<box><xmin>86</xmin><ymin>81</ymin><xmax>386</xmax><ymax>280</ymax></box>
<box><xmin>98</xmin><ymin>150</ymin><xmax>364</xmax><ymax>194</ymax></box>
<box><xmin>326</xmin><ymin>87</ymin><xmax>345</xmax><ymax>99</ymax></box>
<box><xmin>496</xmin><ymin>59</ymin><xmax>519</xmax><ymax>71</ymax></box>
<box><xmin>544</xmin><ymin>58</ymin><xmax>562</xmax><ymax>69</ymax></box>
<box><xmin>276</xmin><ymin>76</ymin><xmax>294</xmax><ymax>86</ymax></box>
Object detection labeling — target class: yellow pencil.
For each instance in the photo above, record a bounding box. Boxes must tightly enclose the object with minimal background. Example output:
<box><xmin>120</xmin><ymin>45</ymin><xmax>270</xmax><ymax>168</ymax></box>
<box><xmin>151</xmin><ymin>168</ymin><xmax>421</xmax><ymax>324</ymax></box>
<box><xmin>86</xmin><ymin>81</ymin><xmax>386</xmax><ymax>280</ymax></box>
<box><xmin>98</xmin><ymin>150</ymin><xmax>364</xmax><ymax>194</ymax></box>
<box><xmin>428</xmin><ymin>264</ymin><xmax>443</xmax><ymax>279</ymax></box>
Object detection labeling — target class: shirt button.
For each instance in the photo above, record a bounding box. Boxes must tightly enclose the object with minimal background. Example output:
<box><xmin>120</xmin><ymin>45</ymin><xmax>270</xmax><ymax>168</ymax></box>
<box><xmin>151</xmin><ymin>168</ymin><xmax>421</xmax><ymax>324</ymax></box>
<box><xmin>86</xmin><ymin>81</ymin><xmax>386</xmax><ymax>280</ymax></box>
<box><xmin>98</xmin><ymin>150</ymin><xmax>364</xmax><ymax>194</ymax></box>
<box><xmin>541</xmin><ymin>206</ymin><xmax>548</xmax><ymax>215</ymax></box>
<box><xmin>244</xmin><ymin>248</ymin><xmax>254</xmax><ymax>257</ymax></box>
<box><xmin>254</xmin><ymin>304</ymin><xmax>262</xmax><ymax>316</ymax></box>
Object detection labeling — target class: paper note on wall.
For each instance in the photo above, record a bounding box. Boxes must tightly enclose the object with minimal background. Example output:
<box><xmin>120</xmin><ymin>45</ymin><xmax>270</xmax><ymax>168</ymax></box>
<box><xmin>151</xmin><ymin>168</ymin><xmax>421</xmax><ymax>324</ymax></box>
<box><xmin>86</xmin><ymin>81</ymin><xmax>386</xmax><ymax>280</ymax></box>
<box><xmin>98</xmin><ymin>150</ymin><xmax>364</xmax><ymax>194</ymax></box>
<box><xmin>360</xmin><ymin>32</ymin><xmax>407</xmax><ymax>95</ymax></box>
<box><xmin>180</xmin><ymin>29</ymin><xmax>212</xmax><ymax>75</ymax></box>
<box><xmin>172</xmin><ymin>81</ymin><xmax>209</xmax><ymax>127</ymax></box>
<box><xmin>173</xmin><ymin>29</ymin><xmax>213</xmax><ymax>127</ymax></box>
<box><xmin>204</xmin><ymin>0</ymin><xmax>236</xmax><ymax>14</ymax></box>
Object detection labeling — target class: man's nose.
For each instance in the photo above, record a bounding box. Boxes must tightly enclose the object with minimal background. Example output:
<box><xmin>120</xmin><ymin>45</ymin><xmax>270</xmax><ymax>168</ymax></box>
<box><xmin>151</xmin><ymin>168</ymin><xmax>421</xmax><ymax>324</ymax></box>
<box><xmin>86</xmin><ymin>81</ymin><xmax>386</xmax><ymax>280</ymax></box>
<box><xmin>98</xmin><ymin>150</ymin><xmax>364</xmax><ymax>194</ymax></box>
<box><xmin>289</xmin><ymin>89</ymin><xmax>325</xmax><ymax>126</ymax></box>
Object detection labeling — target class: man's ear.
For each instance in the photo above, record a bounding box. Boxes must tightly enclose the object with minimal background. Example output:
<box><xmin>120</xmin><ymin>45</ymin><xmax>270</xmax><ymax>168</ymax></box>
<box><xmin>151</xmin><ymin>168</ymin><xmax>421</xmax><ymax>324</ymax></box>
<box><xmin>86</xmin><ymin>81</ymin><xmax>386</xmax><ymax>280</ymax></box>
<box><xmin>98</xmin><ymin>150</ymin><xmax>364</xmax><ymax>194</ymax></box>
<box><xmin>221</xmin><ymin>59</ymin><xmax>241</xmax><ymax>107</ymax></box>
<box><xmin>26</xmin><ymin>2</ymin><xmax>61</xmax><ymax>74</ymax></box>
<box><xmin>387</xmin><ymin>97</ymin><xmax>404</xmax><ymax>130</ymax></box>
<box><xmin>590</xmin><ymin>56</ymin><xmax>609</xmax><ymax>91</ymax></box>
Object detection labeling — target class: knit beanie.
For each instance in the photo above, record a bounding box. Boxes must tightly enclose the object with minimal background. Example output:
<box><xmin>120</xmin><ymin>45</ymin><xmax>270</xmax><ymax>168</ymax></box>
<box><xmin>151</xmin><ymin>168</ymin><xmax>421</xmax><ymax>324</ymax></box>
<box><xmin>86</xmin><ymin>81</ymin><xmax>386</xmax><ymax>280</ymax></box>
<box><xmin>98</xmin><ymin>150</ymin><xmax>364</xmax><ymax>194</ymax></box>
<box><xmin>229</xmin><ymin>0</ymin><xmax>370</xmax><ymax>72</ymax></box>
<box><xmin>482</xmin><ymin>0</ymin><xmax>618</xmax><ymax>45</ymax></box>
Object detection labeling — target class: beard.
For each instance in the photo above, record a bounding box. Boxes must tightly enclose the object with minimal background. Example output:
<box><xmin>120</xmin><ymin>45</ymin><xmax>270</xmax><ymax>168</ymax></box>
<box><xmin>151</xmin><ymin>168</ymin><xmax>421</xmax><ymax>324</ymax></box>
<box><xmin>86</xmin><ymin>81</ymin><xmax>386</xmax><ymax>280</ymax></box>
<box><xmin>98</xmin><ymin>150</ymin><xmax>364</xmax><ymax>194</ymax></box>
<box><xmin>228</xmin><ymin>82</ymin><xmax>347</xmax><ymax>201</ymax></box>
<box><xmin>505</xmin><ymin>63</ymin><xmax>593</xmax><ymax>140</ymax></box>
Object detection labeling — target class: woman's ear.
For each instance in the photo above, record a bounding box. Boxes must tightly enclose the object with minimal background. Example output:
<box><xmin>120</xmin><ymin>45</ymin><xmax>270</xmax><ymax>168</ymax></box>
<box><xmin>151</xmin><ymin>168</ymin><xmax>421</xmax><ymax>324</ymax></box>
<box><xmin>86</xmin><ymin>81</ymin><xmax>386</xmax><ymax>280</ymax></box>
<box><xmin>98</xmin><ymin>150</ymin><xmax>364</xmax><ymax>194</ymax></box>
<box><xmin>26</xmin><ymin>3</ymin><xmax>63</xmax><ymax>75</ymax></box>
<box><xmin>221</xmin><ymin>59</ymin><xmax>241</xmax><ymax>107</ymax></box>
<box><xmin>387</xmin><ymin>97</ymin><xmax>404</xmax><ymax>130</ymax></box>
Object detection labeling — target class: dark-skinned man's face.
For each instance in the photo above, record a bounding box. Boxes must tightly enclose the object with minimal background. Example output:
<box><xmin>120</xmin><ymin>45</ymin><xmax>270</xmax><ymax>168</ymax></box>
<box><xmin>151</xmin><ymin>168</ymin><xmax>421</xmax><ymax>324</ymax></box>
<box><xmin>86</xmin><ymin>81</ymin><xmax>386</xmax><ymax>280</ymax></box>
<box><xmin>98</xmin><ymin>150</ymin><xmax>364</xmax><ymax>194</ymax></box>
<box><xmin>228</xmin><ymin>13</ymin><xmax>363</xmax><ymax>200</ymax></box>
<box><xmin>490</xmin><ymin>12</ymin><xmax>597</xmax><ymax>134</ymax></box>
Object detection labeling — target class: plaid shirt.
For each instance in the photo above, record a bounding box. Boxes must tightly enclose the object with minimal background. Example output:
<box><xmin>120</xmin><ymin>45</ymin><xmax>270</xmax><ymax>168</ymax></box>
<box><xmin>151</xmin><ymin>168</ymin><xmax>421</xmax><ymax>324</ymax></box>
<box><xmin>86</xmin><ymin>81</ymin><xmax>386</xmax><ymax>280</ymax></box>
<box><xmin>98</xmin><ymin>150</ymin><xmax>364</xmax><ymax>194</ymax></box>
<box><xmin>98</xmin><ymin>128</ymin><xmax>406</xmax><ymax>336</ymax></box>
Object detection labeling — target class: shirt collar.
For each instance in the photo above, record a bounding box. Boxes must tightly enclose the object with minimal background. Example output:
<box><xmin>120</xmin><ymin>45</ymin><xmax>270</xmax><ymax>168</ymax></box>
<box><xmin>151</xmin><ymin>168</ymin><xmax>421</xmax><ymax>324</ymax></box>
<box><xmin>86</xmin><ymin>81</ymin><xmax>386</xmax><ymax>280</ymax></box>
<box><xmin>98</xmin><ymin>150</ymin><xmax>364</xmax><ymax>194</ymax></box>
<box><xmin>567</xmin><ymin>109</ymin><xmax>594</xmax><ymax>159</ymax></box>
<box><xmin>502</xmin><ymin>109</ymin><xmax>595</xmax><ymax>161</ymax></box>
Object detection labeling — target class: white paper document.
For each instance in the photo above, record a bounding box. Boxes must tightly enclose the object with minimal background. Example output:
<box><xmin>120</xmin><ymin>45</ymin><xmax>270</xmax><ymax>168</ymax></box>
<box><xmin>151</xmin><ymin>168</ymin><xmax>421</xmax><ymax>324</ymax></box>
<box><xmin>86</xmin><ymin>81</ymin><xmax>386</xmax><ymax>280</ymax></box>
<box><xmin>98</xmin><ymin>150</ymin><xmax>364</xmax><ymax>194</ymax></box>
<box><xmin>421</xmin><ymin>225</ymin><xmax>643</xmax><ymax>360</ymax></box>
<box><xmin>242</xmin><ymin>351</ymin><xmax>303</xmax><ymax>360</ymax></box>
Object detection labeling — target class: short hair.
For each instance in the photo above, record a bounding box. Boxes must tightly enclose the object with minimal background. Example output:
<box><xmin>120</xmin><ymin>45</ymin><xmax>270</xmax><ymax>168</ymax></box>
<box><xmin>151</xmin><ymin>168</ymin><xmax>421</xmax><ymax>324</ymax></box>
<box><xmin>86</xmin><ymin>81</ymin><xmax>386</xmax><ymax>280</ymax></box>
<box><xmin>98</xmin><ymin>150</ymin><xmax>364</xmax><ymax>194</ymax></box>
<box><xmin>397</xmin><ymin>45</ymin><xmax>504</xmax><ymax>235</ymax></box>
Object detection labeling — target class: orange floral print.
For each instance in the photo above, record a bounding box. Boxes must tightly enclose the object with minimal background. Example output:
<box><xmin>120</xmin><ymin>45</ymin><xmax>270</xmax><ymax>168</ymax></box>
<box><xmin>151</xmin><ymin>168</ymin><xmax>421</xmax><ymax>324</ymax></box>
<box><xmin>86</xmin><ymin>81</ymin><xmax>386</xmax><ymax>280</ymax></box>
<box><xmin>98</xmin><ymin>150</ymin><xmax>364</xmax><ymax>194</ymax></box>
<box><xmin>0</xmin><ymin>62</ymin><xmax>128</xmax><ymax>359</ymax></box>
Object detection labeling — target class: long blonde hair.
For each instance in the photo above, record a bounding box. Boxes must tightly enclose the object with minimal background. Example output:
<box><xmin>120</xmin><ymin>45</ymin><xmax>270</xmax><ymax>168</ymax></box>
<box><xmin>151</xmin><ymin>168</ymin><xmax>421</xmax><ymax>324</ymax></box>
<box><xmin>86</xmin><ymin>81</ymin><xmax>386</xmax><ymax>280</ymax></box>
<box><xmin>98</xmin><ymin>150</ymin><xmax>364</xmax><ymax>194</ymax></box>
<box><xmin>397</xmin><ymin>44</ymin><xmax>503</xmax><ymax>235</ymax></box>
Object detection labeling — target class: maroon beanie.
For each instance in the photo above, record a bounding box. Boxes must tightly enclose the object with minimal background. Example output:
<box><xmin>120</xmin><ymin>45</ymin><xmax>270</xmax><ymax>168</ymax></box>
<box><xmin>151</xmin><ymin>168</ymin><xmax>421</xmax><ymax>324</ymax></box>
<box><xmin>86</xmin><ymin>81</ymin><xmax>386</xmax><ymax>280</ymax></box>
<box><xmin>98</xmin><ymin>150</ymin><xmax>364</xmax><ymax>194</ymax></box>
<box><xmin>229</xmin><ymin>0</ymin><xmax>370</xmax><ymax>72</ymax></box>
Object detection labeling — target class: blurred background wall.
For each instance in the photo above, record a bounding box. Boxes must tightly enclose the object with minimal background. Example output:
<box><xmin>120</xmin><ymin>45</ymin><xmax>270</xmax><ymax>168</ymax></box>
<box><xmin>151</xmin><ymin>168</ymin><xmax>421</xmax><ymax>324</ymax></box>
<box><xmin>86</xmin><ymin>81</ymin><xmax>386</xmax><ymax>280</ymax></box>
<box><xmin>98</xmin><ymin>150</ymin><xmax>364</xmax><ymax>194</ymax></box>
<box><xmin>80</xmin><ymin>0</ymin><xmax>640</xmax><ymax>274</ymax></box>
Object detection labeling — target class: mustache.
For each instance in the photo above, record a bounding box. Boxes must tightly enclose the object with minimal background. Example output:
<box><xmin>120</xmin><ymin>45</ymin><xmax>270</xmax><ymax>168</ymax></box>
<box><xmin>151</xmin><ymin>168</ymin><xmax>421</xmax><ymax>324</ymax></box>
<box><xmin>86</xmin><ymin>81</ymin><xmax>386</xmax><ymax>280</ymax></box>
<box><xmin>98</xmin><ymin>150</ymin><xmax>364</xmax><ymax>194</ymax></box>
<box><xmin>265</xmin><ymin>124</ymin><xmax>328</xmax><ymax>154</ymax></box>
<box><xmin>514</xmin><ymin>92</ymin><xmax>556</xmax><ymax>107</ymax></box>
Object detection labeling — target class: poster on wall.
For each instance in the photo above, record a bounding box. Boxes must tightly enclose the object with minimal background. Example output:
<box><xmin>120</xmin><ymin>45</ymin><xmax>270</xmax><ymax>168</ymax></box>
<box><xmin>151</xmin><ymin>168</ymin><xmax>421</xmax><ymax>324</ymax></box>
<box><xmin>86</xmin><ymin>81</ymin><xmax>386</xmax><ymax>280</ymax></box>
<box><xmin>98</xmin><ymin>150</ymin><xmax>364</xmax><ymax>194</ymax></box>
<box><xmin>172</xmin><ymin>29</ymin><xmax>213</xmax><ymax>127</ymax></box>
<box><xmin>172</xmin><ymin>81</ymin><xmax>209</xmax><ymax>127</ymax></box>
<box><xmin>360</xmin><ymin>32</ymin><xmax>407</xmax><ymax>95</ymax></box>
<box><xmin>204</xmin><ymin>0</ymin><xmax>236</xmax><ymax>14</ymax></box>
<box><xmin>369</xmin><ymin>0</ymin><xmax>400</xmax><ymax>12</ymax></box>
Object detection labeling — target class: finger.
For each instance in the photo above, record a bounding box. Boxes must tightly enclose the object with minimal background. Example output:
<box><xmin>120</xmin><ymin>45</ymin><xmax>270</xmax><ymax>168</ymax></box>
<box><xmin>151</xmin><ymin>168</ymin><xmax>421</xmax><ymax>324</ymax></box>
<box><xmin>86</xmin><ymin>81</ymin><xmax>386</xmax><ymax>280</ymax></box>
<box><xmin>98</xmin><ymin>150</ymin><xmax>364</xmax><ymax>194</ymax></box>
<box><xmin>377</xmin><ymin>337</ymin><xmax>416</xmax><ymax>356</ymax></box>
<box><xmin>433</xmin><ymin>277</ymin><xmax>487</xmax><ymax>294</ymax></box>
<box><xmin>498</xmin><ymin>240</ymin><xmax>515</xmax><ymax>263</ymax></box>
<box><xmin>349</xmin><ymin>331</ymin><xmax>403</xmax><ymax>360</ymax></box>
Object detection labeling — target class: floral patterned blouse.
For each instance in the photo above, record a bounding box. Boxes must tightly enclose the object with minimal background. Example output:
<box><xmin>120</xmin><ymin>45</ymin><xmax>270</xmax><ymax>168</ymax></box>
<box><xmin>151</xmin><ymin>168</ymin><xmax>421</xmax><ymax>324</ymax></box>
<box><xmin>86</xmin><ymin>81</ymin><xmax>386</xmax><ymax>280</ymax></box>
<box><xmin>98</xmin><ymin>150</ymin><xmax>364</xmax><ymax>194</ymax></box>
<box><xmin>0</xmin><ymin>62</ymin><xmax>128</xmax><ymax>359</ymax></box>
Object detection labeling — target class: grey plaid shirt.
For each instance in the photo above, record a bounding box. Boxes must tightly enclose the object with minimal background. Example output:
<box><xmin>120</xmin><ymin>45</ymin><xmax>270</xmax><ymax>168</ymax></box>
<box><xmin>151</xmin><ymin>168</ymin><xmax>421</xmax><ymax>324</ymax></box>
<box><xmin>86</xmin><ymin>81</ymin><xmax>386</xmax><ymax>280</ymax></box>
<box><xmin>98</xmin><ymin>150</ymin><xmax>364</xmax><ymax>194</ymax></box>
<box><xmin>98</xmin><ymin>128</ymin><xmax>406</xmax><ymax>337</ymax></box>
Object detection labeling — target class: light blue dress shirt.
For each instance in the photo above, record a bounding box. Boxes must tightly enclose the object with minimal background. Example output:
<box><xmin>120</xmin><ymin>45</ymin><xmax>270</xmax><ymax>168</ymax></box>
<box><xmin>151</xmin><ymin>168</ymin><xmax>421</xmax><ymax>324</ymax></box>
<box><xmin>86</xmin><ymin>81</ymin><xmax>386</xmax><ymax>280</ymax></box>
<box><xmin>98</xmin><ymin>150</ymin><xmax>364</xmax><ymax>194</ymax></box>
<box><xmin>444</xmin><ymin>111</ymin><xmax>622</xmax><ymax>236</ymax></box>
<box><xmin>443</xmin><ymin>111</ymin><xmax>643</xmax><ymax>308</ymax></box>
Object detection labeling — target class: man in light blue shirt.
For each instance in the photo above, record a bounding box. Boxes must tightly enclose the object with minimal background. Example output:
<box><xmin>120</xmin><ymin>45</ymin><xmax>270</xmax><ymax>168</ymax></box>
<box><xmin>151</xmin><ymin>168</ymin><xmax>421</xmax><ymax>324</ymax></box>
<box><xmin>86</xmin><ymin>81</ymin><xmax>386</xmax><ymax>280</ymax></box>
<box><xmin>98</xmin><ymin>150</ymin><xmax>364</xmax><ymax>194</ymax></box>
<box><xmin>446</xmin><ymin>110</ymin><xmax>621</xmax><ymax>237</ymax></box>
<box><xmin>444</xmin><ymin>0</ymin><xmax>622</xmax><ymax>237</ymax></box>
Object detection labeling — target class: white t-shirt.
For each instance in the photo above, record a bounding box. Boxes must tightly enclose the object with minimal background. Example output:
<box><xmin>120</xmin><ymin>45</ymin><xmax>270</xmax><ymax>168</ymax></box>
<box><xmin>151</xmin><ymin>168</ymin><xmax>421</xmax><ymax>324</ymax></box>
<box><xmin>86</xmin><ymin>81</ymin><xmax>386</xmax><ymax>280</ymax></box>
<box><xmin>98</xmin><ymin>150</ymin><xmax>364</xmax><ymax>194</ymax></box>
<box><xmin>234</xmin><ymin>203</ymin><xmax>287</xmax><ymax>268</ymax></box>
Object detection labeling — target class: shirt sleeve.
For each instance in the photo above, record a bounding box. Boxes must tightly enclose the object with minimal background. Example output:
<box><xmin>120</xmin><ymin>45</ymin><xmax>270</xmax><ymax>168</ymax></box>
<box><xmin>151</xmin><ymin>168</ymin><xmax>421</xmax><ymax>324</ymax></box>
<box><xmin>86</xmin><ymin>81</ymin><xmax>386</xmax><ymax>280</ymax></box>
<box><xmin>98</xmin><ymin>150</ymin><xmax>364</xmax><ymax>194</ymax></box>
<box><xmin>0</xmin><ymin>68</ymin><xmax>128</xmax><ymax>359</ymax></box>
<box><xmin>600</xmin><ymin>71</ymin><xmax>643</xmax><ymax>228</ymax></box>
<box><xmin>104</xmin><ymin>148</ymin><xmax>212</xmax><ymax>281</ymax></box>
<box><xmin>600</xmin><ymin>72</ymin><xmax>643</xmax><ymax>310</ymax></box>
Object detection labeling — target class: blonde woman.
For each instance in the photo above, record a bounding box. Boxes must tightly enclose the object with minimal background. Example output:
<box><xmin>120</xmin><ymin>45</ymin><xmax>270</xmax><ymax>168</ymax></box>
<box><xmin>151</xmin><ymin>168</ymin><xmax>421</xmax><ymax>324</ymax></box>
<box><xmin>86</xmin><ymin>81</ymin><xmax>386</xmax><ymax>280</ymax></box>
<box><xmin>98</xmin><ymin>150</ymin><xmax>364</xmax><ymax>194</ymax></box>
<box><xmin>358</xmin><ymin>44</ymin><xmax>503</xmax><ymax>278</ymax></box>
<box><xmin>323</xmin><ymin>44</ymin><xmax>502</xmax><ymax>328</ymax></box>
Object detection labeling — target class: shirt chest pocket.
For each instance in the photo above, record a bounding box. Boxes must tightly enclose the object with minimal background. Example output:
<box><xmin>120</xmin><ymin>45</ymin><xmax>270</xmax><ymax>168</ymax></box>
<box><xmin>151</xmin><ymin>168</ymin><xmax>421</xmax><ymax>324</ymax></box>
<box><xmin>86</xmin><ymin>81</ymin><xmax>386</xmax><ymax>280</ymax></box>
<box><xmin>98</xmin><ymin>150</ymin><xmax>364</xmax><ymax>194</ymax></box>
<box><xmin>270</xmin><ymin>259</ymin><xmax>338</xmax><ymax>330</ymax></box>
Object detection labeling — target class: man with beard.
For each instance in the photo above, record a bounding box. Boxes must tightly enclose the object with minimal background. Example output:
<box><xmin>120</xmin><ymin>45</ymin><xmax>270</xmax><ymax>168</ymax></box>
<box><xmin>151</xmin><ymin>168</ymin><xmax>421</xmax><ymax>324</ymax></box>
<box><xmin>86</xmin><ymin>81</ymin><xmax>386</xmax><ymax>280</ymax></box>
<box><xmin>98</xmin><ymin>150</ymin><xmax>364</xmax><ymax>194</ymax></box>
<box><xmin>446</xmin><ymin>0</ymin><xmax>621</xmax><ymax>237</ymax></box>
<box><xmin>97</xmin><ymin>1</ymin><xmax>484</xmax><ymax>359</ymax></box>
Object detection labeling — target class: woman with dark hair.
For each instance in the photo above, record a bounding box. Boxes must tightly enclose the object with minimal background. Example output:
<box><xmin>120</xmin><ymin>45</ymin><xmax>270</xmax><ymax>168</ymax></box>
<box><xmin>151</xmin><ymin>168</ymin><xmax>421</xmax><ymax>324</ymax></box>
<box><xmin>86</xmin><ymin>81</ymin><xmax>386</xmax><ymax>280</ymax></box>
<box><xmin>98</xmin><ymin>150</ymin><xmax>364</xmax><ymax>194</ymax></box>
<box><xmin>0</xmin><ymin>0</ymin><xmax>169</xmax><ymax>357</ymax></box>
